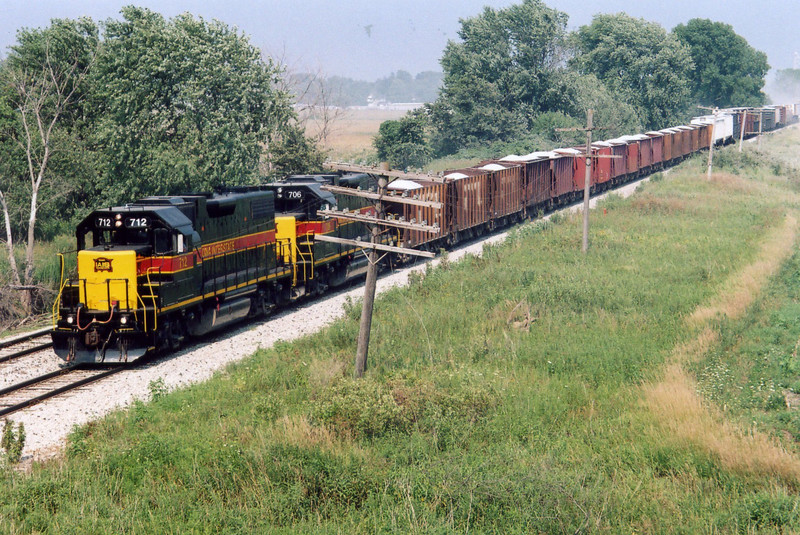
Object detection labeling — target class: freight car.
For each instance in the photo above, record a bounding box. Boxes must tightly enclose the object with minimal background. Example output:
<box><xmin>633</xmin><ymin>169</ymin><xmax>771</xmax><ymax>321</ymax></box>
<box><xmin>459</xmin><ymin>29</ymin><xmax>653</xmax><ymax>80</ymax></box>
<box><xmin>51</xmin><ymin>106</ymin><xmax>798</xmax><ymax>364</ymax></box>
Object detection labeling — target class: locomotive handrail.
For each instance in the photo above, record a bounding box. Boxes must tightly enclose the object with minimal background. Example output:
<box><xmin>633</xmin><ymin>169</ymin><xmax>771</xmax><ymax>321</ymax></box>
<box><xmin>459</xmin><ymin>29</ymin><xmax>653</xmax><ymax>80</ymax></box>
<box><xmin>295</xmin><ymin>232</ymin><xmax>315</xmax><ymax>285</ymax></box>
<box><xmin>99</xmin><ymin>278</ymin><xmax>132</xmax><ymax>313</ymax></box>
<box><xmin>137</xmin><ymin>293</ymin><xmax>148</xmax><ymax>333</ymax></box>
<box><xmin>52</xmin><ymin>253</ymin><xmax>67</xmax><ymax>329</ymax></box>
<box><xmin>144</xmin><ymin>266</ymin><xmax>160</xmax><ymax>332</ymax></box>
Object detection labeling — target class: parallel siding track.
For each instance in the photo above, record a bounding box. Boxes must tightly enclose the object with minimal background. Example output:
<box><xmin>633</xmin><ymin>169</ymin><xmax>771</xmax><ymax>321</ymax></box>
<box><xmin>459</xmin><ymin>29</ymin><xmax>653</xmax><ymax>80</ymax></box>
<box><xmin>0</xmin><ymin>367</ymin><xmax>124</xmax><ymax>417</ymax></box>
<box><xmin>0</xmin><ymin>327</ymin><xmax>53</xmax><ymax>364</ymax></box>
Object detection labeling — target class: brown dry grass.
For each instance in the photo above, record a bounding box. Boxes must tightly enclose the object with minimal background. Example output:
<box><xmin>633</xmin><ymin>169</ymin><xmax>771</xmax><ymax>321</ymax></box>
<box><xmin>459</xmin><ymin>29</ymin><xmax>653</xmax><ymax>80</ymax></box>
<box><xmin>269</xmin><ymin>414</ymin><xmax>368</xmax><ymax>458</ymax></box>
<box><xmin>311</xmin><ymin>108</ymin><xmax>407</xmax><ymax>160</ymax></box>
<box><xmin>644</xmin><ymin>213</ymin><xmax>800</xmax><ymax>483</ymax></box>
<box><xmin>708</xmin><ymin>172</ymin><xmax>763</xmax><ymax>193</ymax></box>
<box><xmin>647</xmin><ymin>362</ymin><xmax>800</xmax><ymax>482</ymax></box>
<box><xmin>691</xmin><ymin>213</ymin><xmax>797</xmax><ymax>324</ymax></box>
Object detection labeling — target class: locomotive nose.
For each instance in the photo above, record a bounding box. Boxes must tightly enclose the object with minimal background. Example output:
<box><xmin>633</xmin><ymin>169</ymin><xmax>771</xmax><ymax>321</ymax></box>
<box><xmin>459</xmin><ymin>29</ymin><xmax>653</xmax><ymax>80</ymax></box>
<box><xmin>78</xmin><ymin>249</ymin><xmax>139</xmax><ymax>311</ymax></box>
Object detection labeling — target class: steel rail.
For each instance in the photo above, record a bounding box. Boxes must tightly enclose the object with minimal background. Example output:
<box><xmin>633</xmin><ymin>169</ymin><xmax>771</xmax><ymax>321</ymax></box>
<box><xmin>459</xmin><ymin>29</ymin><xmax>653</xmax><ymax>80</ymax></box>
<box><xmin>0</xmin><ymin>367</ymin><xmax>124</xmax><ymax>418</ymax></box>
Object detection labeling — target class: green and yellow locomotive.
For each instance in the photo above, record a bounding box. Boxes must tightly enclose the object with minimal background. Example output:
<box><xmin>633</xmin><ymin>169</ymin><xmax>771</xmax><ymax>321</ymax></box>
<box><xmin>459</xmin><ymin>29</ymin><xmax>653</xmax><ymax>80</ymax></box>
<box><xmin>52</xmin><ymin>174</ymin><xmax>384</xmax><ymax>364</ymax></box>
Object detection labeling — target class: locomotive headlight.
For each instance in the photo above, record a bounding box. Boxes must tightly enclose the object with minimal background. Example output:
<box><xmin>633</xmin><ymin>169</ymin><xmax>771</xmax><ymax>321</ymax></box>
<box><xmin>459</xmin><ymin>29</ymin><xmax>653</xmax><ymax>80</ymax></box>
<box><xmin>115</xmin><ymin>220</ymin><xmax>123</xmax><ymax>227</ymax></box>
<box><xmin>120</xmin><ymin>315</ymin><xmax>129</xmax><ymax>325</ymax></box>
<box><xmin>66</xmin><ymin>315</ymin><xmax>74</xmax><ymax>324</ymax></box>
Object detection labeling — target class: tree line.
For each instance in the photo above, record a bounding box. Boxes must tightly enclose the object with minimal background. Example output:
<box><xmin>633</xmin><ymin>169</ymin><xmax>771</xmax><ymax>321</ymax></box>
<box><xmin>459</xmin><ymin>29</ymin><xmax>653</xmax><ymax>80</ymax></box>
<box><xmin>375</xmin><ymin>1</ymin><xmax>770</xmax><ymax>169</ymax></box>
<box><xmin>290</xmin><ymin>70</ymin><xmax>443</xmax><ymax>108</ymax></box>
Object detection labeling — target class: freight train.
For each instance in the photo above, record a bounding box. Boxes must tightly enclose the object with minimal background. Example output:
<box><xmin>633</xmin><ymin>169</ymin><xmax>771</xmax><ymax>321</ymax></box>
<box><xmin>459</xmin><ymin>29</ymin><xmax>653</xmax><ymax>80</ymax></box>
<box><xmin>51</xmin><ymin>105</ymin><xmax>797</xmax><ymax>363</ymax></box>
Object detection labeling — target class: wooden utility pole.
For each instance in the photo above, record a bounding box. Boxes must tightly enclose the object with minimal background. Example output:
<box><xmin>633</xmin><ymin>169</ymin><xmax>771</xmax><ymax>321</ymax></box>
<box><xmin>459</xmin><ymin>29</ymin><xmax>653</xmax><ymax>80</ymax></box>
<box><xmin>738</xmin><ymin>109</ymin><xmax>764</xmax><ymax>152</ymax></box>
<box><xmin>739</xmin><ymin>110</ymin><xmax>747</xmax><ymax>152</ymax></box>
<box><xmin>319</xmin><ymin>163</ymin><xmax>442</xmax><ymax>378</ymax></box>
<box><xmin>581</xmin><ymin>110</ymin><xmax>593</xmax><ymax>253</ymax></box>
<box><xmin>355</xmin><ymin>176</ymin><xmax>384</xmax><ymax>378</ymax></box>
<box><xmin>555</xmin><ymin>109</ymin><xmax>618</xmax><ymax>254</ymax></box>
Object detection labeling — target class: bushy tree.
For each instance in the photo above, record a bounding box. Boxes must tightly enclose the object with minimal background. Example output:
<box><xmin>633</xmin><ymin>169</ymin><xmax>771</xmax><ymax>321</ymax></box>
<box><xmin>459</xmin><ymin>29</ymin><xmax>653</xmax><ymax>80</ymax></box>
<box><xmin>673</xmin><ymin>19</ymin><xmax>768</xmax><ymax>107</ymax></box>
<box><xmin>374</xmin><ymin>109</ymin><xmax>432</xmax><ymax>169</ymax></box>
<box><xmin>89</xmin><ymin>7</ymin><xmax>300</xmax><ymax>202</ymax></box>
<box><xmin>430</xmin><ymin>0</ymin><xmax>569</xmax><ymax>153</ymax></box>
<box><xmin>544</xmin><ymin>70</ymin><xmax>642</xmax><ymax>139</ymax></box>
<box><xmin>572</xmin><ymin>13</ymin><xmax>693</xmax><ymax>130</ymax></box>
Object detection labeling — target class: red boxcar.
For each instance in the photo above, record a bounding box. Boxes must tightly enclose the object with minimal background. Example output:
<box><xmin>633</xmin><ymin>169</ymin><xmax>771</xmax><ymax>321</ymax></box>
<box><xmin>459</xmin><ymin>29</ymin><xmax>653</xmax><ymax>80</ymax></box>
<box><xmin>595</xmin><ymin>140</ymin><xmax>628</xmax><ymax>182</ymax></box>
<box><xmin>553</xmin><ymin>147</ymin><xmax>584</xmax><ymax>191</ymax></box>
<box><xmin>590</xmin><ymin>144</ymin><xmax>613</xmax><ymax>186</ymax></box>
<box><xmin>623</xmin><ymin>134</ymin><xmax>652</xmax><ymax>171</ymax></box>
<box><xmin>607</xmin><ymin>137</ymin><xmax>639</xmax><ymax>176</ymax></box>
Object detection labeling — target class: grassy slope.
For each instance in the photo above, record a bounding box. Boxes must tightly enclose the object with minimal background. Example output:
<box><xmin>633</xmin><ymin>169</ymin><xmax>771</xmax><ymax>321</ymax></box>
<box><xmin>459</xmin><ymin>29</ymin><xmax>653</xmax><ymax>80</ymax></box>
<box><xmin>4</xmin><ymin>130</ymin><xmax>800</xmax><ymax>532</ymax></box>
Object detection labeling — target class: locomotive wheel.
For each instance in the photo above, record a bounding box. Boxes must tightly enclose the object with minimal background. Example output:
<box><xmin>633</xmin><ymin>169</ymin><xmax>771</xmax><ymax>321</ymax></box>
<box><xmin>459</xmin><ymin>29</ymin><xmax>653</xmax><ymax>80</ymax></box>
<box><xmin>164</xmin><ymin>317</ymin><xmax>186</xmax><ymax>351</ymax></box>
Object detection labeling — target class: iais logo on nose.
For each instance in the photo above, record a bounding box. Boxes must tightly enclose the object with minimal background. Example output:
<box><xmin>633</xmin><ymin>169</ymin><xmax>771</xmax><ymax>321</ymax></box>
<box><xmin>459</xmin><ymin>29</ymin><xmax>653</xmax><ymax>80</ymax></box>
<box><xmin>94</xmin><ymin>257</ymin><xmax>113</xmax><ymax>273</ymax></box>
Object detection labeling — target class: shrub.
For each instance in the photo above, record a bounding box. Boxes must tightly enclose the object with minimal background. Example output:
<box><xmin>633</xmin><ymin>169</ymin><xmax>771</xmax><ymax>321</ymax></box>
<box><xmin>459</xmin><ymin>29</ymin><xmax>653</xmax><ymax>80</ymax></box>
<box><xmin>1</xmin><ymin>420</ymin><xmax>25</xmax><ymax>465</ymax></box>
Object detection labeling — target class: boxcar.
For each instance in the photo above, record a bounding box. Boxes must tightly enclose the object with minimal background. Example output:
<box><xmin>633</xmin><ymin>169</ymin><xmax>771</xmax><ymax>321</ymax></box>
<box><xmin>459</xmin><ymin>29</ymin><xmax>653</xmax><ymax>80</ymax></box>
<box><xmin>594</xmin><ymin>140</ymin><xmax>628</xmax><ymax>183</ymax></box>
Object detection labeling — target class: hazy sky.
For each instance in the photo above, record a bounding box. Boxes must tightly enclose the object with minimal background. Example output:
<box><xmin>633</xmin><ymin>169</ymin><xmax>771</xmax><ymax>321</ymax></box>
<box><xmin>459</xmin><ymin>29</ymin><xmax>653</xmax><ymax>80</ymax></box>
<box><xmin>1</xmin><ymin>1</ymin><xmax>798</xmax><ymax>80</ymax></box>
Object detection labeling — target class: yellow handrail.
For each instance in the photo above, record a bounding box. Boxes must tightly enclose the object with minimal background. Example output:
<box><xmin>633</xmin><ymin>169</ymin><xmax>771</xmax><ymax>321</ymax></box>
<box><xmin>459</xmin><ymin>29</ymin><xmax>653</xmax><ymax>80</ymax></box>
<box><xmin>51</xmin><ymin>253</ymin><xmax>68</xmax><ymax>329</ymax></box>
<box><xmin>145</xmin><ymin>267</ymin><xmax>160</xmax><ymax>332</ymax></box>
<box><xmin>137</xmin><ymin>293</ymin><xmax>148</xmax><ymax>333</ymax></box>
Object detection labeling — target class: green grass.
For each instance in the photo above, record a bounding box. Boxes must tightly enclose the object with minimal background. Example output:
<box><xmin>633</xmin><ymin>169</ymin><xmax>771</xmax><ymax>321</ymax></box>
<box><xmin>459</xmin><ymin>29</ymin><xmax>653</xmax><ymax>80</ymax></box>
<box><xmin>4</xmin><ymin>134</ymin><xmax>800</xmax><ymax>532</ymax></box>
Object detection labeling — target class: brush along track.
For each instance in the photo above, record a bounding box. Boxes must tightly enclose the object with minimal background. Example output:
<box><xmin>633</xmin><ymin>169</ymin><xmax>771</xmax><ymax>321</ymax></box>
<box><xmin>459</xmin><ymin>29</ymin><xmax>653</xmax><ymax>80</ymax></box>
<box><xmin>0</xmin><ymin>366</ymin><xmax>125</xmax><ymax>418</ymax></box>
<box><xmin>0</xmin><ymin>327</ymin><xmax>53</xmax><ymax>364</ymax></box>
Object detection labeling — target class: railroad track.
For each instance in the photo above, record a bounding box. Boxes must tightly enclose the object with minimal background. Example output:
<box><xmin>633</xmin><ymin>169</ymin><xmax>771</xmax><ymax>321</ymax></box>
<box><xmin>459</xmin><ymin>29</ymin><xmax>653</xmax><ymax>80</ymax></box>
<box><xmin>0</xmin><ymin>326</ymin><xmax>53</xmax><ymax>364</ymax></box>
<box><xmin>0</xmin><ymin>366</ymin><xmax>124</xmax><ymax>417</ymax></box>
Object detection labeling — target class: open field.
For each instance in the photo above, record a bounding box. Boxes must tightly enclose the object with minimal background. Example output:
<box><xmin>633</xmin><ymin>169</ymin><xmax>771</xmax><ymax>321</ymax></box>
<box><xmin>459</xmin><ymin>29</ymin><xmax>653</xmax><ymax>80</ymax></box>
<box><xmin>4</xmin><ymin>129</ymin><xmax>800</xmax><ymax>532</ymax></box>
<box><xmin>309</xmin><ymin>107</ymin><xmax>407</xmax><ymax>163</ymax></box>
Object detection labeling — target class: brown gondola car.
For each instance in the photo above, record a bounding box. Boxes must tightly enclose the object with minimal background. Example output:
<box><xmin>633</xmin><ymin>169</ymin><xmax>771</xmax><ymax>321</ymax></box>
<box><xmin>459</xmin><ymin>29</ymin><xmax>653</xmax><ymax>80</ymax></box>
<box><xmin>658</xmin><ymin>129</ymin><xmax>674</xmax><ymax>163</ymax></box>
<box><xmin>554</xmin><ymin>147</ymin><xmax>588</xmax><ymax>192</ymax></box>
<box><xmin>385</xmin><ymin>178</ymin><xmax>448</xmax><ymax>249</ymax></box>
<box><xmin>645</xmin><ymin>131</ymin><xmax>664</xmax><ymax>169</ymax></box>
<box><xmin>676</xmin><ymin>126</ymin><xmax>693</xmax><ymax>158</ymax></box>
<box><xmin>442</xmin><ymin>168</ymin><xmax>491</xmax><ymax>235</ymax></box>
<box><xmin>474</xmin><ymin>161</ymin><xmax>526</xmax><ymax>222</ymax></box>
<box><xmin>499</xmin><ymin>152</ymin><xmax>557</xmax><ymax>211</ymax></box>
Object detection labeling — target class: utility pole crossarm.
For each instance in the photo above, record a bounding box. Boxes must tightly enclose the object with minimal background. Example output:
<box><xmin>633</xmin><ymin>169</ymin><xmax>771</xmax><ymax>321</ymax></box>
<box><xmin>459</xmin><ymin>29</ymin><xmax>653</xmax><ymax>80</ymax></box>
<box><xmin>317</xmin><ymin>209</ymin><xmax>441</xmax><ymax>233</ymax></box>
<box><xmin>313</xmin><ymin>234</ymin><xmax>436</xmax><ymax>258</ymax></box>
<box><xmin>320</xmin><ymin>184</ymin><xmax>443</xmax><ymax>209</ymax></box>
